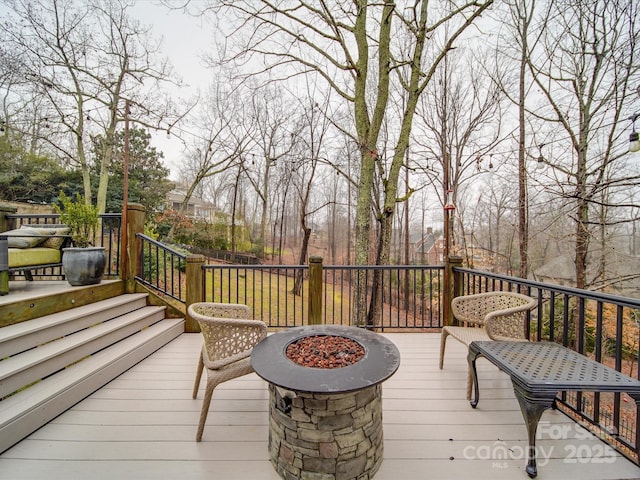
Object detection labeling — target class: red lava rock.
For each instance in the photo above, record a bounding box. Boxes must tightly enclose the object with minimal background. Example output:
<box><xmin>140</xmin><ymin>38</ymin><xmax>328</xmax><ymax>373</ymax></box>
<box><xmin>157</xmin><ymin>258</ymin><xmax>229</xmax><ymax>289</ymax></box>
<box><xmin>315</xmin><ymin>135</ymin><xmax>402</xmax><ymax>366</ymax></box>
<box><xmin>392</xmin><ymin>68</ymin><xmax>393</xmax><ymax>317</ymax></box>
<box><xmin>286</xmin><ymin>335</ymin><xmax>365</xmax><ymax>369</ymax></box>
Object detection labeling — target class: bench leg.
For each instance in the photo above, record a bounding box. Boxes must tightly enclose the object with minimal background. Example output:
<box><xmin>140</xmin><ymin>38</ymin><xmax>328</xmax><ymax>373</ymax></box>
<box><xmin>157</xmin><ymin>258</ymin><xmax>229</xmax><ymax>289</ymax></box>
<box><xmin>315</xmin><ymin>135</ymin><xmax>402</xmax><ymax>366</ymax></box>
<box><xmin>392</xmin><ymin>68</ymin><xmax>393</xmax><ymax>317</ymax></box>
<box><xmin>467</xmin><ymin>347</ymin><xmax>482</xmax><ymax>408</ymax></box>
<box><xmin>512</xmin><ymin>384</ymin><xmax>556</xmax><ymax>478</ymax></box>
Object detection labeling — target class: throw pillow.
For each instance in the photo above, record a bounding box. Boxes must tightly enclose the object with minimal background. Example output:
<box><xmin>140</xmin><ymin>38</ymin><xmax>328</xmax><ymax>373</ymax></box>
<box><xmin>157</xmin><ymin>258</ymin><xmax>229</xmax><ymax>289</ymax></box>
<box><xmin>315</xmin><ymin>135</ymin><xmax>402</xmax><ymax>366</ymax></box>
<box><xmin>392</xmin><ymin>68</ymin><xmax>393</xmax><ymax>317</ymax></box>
<box><xmin>30</xmin><ymin>226</ymin><xmax>71</xmax><ymax>249</ymax></box>
<box><xmin>3</xmin><ymin>227</ymin><xmax>50</xmax><ymax>248</ymax></box>
<box><xmin>19</xmin><ymin>224</ymin><xmax>71</xmax><ymax>249</ymax></box>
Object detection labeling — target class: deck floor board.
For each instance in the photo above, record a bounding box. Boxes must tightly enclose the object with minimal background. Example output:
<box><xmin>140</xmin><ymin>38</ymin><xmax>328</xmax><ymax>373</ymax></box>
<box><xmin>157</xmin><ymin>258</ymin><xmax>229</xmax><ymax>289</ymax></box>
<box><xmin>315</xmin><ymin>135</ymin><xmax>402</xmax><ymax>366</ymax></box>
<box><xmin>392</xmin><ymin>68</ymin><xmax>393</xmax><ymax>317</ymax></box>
<box><xmin>2</xmin><ymin>332</ymin><xmax>640</xmax><ymax>480</ymax></box>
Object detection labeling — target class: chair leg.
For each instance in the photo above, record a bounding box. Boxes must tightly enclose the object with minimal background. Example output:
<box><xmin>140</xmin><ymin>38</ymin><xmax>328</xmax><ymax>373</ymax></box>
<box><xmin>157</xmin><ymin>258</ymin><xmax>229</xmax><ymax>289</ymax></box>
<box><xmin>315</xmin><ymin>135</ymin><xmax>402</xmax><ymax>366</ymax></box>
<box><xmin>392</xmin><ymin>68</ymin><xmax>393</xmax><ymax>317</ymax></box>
<box><xmin>439</xmin><ymin>328</ymin><xmax>450</xmax><ymax>370</ymax></box>
<box><xmin>466</xmin><ymin>366</ymin><xmax>473</xmax><ymax>401</ymax></box>
<box><xmin>192</xmin><ymin>353</ymin><xmax>204</xmax><ymax>399</ymax></box>
<box><xmin>196</xmin><ymin>378</ymin><xmax>216</xmax><ymax>442</ymax></box>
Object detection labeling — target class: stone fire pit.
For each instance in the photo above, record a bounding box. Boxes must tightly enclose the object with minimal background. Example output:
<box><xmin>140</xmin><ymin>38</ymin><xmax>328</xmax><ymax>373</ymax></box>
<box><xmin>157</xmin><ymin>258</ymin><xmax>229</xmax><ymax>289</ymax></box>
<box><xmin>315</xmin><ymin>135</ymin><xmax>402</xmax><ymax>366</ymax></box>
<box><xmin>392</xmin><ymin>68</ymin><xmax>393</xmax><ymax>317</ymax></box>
<box><xmin>251</xmin><ymin>325</ymin><xmax>400</xmax><ymax>480</ymax></box>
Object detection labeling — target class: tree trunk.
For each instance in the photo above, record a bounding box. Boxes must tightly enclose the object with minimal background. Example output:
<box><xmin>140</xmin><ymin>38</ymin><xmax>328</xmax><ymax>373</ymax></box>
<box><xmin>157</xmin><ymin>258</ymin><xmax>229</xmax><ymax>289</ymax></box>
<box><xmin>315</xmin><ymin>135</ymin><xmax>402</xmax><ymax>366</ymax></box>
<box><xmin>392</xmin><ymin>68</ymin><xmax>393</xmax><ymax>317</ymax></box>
<box><xmin>96</xmin><ymin>136</ymin><xmax>113</xmax><ymax>213</ymax></box>
<box><xmin>517</xmin><ymin>13</ymin><xmax>529</xmax><ymax>280</ymax></box>
<box><xmin>353</xmin><ymin>148</ymin><xmax>377</xmax><ymax>325</ymax></box>
<box><xmin>260</xmin><ymin>160</ymin><xmax>271</xmax><ymax>259</ymax></box>
<box><xmin>293</xmin><ymin>224</ymin><xmax>311</xmax><ymax>296</ymax></box>
<box><xmin>230</xmin><ymin>168</ymin><xmax>242</xmax><ymax>262</ymax></box>
<box><xmin>575</xmin><ymin>139</ymin><xmax>588</xmax><ymax>291</ymax></box>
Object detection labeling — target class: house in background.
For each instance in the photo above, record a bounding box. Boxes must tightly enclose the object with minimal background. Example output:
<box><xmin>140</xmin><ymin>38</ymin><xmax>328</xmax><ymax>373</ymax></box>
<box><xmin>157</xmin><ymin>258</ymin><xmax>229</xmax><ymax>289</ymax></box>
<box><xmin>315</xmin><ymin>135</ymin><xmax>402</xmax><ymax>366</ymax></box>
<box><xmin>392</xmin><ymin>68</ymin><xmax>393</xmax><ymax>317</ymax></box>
<box><xmin>533</xmin><ymin>254</ymin><xmax>576</xmax><ymax>287</ymax></box>
<box><xmin>533</xmin><ymin>253</ymin><xmax>640</xmax><ymax>298</ymax></box>
<box><xmin>411</xmin><ymin>227</ymin><xmax>444</xmax><ymax>264</ymax></box>
<box><xmin>165</xmin><ymin>186</ymin><xmax>217</xmax><ymax>222</ymax></box>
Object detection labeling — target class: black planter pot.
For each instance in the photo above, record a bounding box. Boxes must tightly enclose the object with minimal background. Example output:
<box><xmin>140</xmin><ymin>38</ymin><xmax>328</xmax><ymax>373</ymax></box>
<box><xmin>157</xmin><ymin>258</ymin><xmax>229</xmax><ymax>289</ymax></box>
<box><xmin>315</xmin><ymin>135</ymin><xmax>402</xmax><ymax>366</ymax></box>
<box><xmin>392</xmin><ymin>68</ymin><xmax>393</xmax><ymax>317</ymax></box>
<box><xmin>62</xmin><ymin>247</ymin><xmax>107</xmax><ymax>286</ymax></box>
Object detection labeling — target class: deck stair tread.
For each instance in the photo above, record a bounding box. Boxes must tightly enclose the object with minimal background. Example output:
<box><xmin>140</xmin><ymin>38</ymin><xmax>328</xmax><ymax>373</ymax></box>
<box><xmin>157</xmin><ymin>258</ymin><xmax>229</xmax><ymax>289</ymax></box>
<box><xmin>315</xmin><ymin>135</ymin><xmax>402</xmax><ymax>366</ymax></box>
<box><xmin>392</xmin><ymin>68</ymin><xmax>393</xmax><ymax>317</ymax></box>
<box><xmin>0</xmin><ymin>293</ymin><xmax>149</xmax><ymax>358</ymax></box>
<box><xmin>0</xmin><ymin>305</ymin><xmax>166</xmax><ymax>398</ymax></box>
<box><xmin>0</xmin><ymin>318</ymin><xmax>184</xmax><ymax>453</ymax></box>
<box><xmin>0</xmin><ymin>289</ymin><xmax>185</xmax><ymax>454</ymax></box>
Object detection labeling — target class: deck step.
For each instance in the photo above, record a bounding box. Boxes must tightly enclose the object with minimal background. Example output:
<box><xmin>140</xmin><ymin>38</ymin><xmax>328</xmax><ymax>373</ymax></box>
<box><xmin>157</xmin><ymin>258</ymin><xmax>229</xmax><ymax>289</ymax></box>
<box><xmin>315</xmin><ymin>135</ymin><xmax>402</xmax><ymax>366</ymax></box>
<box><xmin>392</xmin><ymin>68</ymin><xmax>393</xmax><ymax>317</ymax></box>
<box><xmin>0</xmin><ymin>305</ymin><xmax>167</xmax><ymax>398</ymax></box>
<box><xmin>0</xmin><ymin>317</ymin><xmax>184</xmax><ymax>453</ymax></box>
<box><xmin>0</xmin><ymin>293</ymin><xmax>150</xmax><ymax>358</ymax></box>
<box><xmin>0</xmin><ymin>289</ymin><xmax>185</xmax><ymax>454</ymax></box>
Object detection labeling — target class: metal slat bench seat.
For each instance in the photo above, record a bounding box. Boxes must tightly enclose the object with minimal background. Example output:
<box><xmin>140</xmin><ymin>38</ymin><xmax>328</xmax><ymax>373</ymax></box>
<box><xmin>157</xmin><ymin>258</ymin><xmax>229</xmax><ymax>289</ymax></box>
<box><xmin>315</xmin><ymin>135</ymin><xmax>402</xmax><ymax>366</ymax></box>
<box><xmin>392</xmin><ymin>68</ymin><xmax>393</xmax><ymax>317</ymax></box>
<box><xmin>468</xmin><ymin>340</ymin><xmax>640</xmax><ymax>478</ymax></box>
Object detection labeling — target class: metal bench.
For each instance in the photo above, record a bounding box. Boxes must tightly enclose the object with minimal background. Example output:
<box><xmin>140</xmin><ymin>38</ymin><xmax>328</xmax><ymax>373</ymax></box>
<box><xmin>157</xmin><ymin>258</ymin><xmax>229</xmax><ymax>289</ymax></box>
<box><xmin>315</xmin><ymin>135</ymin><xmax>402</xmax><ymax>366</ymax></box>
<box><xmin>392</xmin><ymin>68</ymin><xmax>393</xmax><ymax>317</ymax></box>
<box><xmin>468</xmin><ymin>340</ymin><xmax>640</xmax><ymax>478</ymax></box>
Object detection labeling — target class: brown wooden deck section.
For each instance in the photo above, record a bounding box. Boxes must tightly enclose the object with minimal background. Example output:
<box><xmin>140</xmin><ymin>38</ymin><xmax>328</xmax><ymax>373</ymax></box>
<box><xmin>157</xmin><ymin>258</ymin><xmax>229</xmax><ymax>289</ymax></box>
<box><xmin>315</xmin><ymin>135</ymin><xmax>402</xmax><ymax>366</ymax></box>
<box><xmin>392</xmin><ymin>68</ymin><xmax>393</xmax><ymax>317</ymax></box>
<box><xmin>1</xmin><ymin>332</ymin><xmax>640</xmax><ymax>479</ymax></box>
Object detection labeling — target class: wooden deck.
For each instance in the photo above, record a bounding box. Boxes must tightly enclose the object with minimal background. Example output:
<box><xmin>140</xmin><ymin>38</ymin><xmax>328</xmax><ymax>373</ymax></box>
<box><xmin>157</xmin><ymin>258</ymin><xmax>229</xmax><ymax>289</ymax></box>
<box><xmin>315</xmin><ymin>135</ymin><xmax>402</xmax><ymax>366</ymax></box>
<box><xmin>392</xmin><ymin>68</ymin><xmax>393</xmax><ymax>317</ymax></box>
<box><xmin>0</xmin><ymin>280</ymin><xmax>82</xmax><ymax>305</ymax></box>
<box><xmin>2</xmin><ymin>332</ymin><xmax>640</xmax><ymax>480</ymax></box>
<box><xmin>0</xmin><ymin>279</ymin><xmax>122</xmax><ymax>306</ymax></box>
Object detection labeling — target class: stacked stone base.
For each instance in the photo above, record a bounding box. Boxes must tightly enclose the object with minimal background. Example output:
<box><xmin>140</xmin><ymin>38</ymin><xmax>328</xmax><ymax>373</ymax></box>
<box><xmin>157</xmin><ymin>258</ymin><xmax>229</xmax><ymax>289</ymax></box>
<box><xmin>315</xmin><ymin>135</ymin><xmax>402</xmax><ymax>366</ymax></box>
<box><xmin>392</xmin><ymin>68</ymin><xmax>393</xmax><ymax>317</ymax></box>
<box><xmin>268</xmin><ymin>384</ymin><xmax>383</xmax><ymax>480</ymax></box>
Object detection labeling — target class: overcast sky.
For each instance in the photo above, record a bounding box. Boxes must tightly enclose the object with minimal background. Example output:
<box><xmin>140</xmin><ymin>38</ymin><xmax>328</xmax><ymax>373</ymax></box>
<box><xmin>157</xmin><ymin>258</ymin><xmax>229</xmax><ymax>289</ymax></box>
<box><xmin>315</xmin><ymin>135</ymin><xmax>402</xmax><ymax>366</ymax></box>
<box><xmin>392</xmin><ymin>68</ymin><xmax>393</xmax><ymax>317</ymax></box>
<box><xmin>129</xmin><ymin>1</ymin><xmax>212</xmax><ymax>178</ymax></box>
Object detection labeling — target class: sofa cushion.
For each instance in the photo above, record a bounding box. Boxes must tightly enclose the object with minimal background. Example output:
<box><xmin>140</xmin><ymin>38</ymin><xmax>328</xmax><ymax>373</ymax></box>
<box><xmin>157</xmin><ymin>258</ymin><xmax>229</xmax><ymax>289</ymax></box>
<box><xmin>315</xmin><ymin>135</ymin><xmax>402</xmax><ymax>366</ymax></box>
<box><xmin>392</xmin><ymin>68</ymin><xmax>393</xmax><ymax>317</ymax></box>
<box><xmin>8</xmin><ymin>247</ymin><xmax>62</xmax><ymax>267</ymax></box>
<box><xmin>3</xmin><ymin>228</ymin><xmax>51</xmax><ymax>249</ymax></box>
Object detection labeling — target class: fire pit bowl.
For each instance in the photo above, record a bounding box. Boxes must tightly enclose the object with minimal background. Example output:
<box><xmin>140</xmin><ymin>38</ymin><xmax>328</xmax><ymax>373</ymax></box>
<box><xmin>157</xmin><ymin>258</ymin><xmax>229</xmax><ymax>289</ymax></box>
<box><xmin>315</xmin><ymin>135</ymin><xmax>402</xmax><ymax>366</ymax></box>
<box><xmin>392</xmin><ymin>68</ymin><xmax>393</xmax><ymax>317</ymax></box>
<box><xmin>251</xmin><ymin>325</ymin><xmax>400</xmax><ymax>480</ymax></box>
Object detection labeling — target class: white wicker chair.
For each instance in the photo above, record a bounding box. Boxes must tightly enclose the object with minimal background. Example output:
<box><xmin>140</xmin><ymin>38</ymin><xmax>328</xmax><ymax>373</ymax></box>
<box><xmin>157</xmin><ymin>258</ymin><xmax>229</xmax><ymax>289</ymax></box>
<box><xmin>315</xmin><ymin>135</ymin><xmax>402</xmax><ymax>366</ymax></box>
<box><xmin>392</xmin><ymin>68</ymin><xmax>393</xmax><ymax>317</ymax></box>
<box><xmin>439</xmin><ymin>291</ymin><xmax>537</xmax><ymax>400</ymax></box>
<box><xmin>189</xmin><ymin>302</ymin><xmax>267</xmax><ymax>441</ymax></box>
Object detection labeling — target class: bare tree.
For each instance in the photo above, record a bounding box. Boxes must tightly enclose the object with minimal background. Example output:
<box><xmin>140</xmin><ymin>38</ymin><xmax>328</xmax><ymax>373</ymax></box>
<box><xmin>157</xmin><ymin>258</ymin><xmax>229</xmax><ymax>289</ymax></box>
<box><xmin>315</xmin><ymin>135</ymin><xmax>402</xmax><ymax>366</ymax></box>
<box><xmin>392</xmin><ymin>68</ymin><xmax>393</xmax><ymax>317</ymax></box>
<box><xmin>506</xmin><ymin>0</ymin><xmax>538</xmax><ymax>279</ymax></box>
<box><xmin>413</xmin><ymin>47</ymin><xmax>505</xmax><ymax>258</ymax></box>
<box><xmin>195</xmin><ymin>0</ymin><xmax>492</xmax><ymax>325</ymax></box>
<box><xmin>290</xmin><ymin>94</ymin><xmax>332</xmax><ymax>294</ymax></box>
<box><xmin>323</xmin><ymin>170</ymin><xmax>344</xmax><ymax>265</ymax></box>
<box><xmin>1</xmin><ymin>0</ymin><xmax>182</xmax><ymax>212</ymax></box>
<box><xmin>324</xmin><ymin>136</ymin><xmax>360</xmax><ymax>265</ymax></box>
<box><xmin>241</xmin><ymin>85</ymin><xmax>298</xmax><ymax>258</ymax></box>
<box><xmin>178</xmin><ymin>81</ymin><xmax>250</xmax><ymax>221</ymax></box>
<box><xmin>270</xmin><ymin>164</ymin><xmax>295</xmax><ymax>263</ymax></box>
<box><xmin>527</xmin><ymin>0</ymin><xmax>640</xmax><ymax>289</ymax></box>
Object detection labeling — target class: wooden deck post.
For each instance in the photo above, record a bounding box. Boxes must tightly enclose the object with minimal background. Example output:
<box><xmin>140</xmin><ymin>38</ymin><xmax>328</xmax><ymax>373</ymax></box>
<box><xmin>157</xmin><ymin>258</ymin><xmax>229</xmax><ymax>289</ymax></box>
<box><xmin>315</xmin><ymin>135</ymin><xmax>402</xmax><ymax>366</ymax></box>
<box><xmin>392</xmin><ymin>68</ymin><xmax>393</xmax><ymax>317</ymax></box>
<box><xmin>185</xmin><ymin>254</ymin><xmax>205</xmax><ymax>333</ymax></box>
<box><xmin>123</xmin><ymin>203</ymin><xmax>145</xmax><ymax>294</ymax></box>
<box><xmin>308</xmin><ymin>256</ymin><xmax>323</xmax><ymax>325</ymax></box>
<box><xmin>0</xmin><ymin>237</ymin><xmax>7</xmax><ymax>296</ymax></box>
<box><xmin>0</xmin><ymin>205</ymin><xmax>14</xmax><ymax>296</ymax></box>
<box><xmin>443</xmin><ymin>255</ymin><xmax>463</xmax><ymax>327</ymax></box>
<box><xmin>0</xmin><ymin>205</ymin><xmax>17</xmax><ymax>233</ymax></box>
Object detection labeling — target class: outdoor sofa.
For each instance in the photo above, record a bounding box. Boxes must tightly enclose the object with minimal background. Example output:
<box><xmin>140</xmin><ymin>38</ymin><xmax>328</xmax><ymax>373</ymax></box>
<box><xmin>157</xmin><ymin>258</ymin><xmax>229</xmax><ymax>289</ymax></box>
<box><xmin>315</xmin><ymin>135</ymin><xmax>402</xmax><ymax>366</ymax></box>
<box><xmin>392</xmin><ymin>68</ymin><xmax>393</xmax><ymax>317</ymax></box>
<box><xmin>0</xmin><ymin>224</ymin><xmax>70</xmax><ymax>295</ymax></box>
